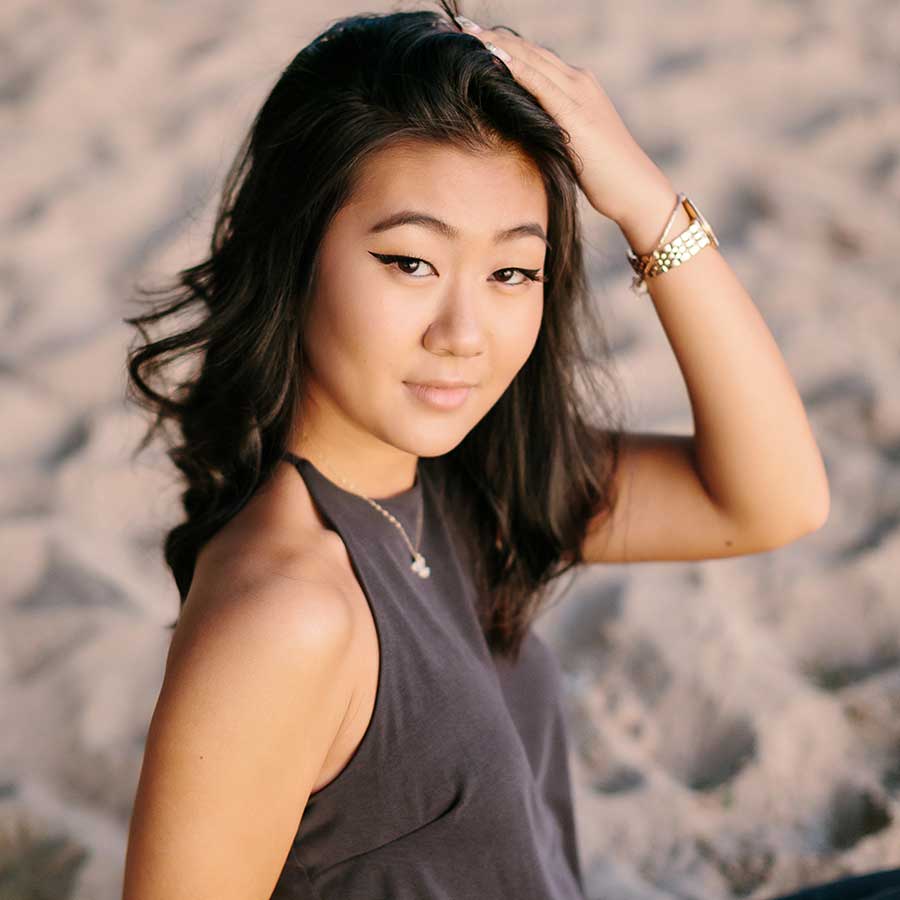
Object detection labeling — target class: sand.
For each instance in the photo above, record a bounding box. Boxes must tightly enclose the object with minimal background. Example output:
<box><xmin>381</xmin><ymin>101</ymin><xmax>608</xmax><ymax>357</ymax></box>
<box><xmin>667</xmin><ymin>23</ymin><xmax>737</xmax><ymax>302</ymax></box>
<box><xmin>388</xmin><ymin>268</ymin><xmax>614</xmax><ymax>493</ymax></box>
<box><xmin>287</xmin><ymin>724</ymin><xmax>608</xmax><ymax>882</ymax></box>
<box><xmin>1</xmin><ymin>0</ymin><xmax>898</xmax><ymax>897</ymax></box>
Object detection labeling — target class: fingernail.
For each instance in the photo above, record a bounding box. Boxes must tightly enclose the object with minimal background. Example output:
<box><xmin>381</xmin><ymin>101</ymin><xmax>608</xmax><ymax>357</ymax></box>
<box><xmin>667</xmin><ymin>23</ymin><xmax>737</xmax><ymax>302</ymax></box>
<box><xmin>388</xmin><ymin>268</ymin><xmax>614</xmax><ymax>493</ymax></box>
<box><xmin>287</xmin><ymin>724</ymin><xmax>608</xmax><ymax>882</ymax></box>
<box><xmin>488</xmin><ymin>42</ymin><xmax>511</xmax><ymax>62</ymax></box>
<box><xmin>454</xmin><ymin>15</ymin><xmax>482</xmax><ymax>33</ymax></box>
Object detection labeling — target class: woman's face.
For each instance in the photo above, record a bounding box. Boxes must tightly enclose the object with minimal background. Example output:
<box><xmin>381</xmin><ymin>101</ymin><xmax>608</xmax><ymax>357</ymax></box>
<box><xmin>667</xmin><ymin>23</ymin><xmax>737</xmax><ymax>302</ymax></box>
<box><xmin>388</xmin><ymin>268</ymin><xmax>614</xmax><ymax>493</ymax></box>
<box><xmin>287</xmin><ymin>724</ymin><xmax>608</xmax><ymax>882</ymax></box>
<box><xmin>294</xmin><ymin>141</ymin><xmax>549</xmax><ymax>495</ymax></box>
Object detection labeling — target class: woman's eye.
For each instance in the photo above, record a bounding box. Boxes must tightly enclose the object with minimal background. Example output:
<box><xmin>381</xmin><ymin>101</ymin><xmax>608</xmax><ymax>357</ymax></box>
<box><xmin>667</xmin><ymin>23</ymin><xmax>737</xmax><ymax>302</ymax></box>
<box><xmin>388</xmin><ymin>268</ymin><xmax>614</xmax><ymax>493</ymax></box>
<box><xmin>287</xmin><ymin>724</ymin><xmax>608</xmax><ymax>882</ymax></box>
<box><xmin>492</xmin><ymin>267</ymin><xmax>544</xmax><ymax>287</ymax></box>
<box><xmin>369</xmin><ymin>253</ymin><xmax>435</xmax><ymax>278</ymax></box>
<box><xmin>369</xmin><ymin>252</ymin><xmax>544</xmax><ymax>286</ymax></box>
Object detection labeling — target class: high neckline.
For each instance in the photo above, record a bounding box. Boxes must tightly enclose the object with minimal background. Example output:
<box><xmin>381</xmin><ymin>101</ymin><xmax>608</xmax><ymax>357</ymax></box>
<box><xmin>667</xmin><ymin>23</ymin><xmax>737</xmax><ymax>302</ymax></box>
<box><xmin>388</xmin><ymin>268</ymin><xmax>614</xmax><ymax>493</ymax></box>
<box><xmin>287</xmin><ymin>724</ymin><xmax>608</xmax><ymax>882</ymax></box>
<box><xmin>282</xmin><ymin>452</ymin><xmax>423</xmax><ymax>517</ymax></box>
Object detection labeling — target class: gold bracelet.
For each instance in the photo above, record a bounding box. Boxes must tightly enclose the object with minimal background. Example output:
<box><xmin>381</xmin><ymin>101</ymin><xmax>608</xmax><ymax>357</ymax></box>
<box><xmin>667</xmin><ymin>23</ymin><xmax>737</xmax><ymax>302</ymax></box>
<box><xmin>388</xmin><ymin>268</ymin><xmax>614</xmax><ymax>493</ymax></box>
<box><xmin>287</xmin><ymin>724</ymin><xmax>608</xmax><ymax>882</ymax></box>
<box><xmin>627</xmin><ymin>194</ymin><xmax>720</xmax><ymax>295</ymax></box>
<box><xmin>627</xmin><ymin>192</ymin><xmax>683</xmax><ymax>293</ymax></box>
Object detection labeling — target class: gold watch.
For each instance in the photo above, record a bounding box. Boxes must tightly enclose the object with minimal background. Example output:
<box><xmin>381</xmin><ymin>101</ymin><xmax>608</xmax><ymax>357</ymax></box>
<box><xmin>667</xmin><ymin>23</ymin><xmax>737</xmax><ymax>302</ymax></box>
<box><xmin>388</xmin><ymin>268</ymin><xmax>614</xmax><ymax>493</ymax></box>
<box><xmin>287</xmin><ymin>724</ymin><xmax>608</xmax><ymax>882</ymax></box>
<box><xmin>626</xmin><ymin>194</ymin><xmax>719</xmax><ymax>287</ymax></box>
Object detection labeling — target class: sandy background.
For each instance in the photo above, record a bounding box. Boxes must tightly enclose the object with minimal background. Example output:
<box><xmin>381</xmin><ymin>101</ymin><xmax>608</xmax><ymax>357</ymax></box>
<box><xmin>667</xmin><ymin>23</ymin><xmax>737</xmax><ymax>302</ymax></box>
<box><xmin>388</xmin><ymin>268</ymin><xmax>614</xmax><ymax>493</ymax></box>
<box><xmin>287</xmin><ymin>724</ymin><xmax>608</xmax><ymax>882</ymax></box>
<box><xmin>1</xmin><ymin>0</ymin><xmax>899</xmax><ymax>897</ymax></box>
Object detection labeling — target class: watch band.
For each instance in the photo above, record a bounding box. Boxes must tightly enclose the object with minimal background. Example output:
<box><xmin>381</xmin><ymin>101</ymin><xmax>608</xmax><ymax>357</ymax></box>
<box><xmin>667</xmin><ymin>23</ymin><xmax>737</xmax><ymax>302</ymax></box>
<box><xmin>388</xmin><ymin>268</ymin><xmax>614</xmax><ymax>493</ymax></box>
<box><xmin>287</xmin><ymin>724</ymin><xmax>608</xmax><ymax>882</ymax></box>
<box><xmin>627</xmin><ymin>194</ymin><xmax>719</xmax><ymax>293</ymax></box>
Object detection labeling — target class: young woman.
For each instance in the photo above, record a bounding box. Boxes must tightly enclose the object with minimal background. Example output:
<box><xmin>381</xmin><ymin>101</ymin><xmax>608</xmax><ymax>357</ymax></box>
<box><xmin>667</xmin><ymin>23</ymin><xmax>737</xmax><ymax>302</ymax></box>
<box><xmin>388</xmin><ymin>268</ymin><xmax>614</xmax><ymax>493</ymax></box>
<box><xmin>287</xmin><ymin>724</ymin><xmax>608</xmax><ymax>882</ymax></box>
<box><xmin>121</xmin><ymin>3</ymin><xmax>899</xmax><ymax>898</ymax></box>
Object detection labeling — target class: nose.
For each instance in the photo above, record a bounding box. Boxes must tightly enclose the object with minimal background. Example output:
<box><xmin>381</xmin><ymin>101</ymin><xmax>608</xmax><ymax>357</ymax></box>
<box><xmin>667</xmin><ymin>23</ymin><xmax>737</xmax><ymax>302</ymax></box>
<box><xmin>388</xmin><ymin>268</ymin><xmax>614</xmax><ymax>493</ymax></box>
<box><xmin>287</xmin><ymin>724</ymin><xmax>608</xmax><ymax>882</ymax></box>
<box><xmin>422</xmin><ymin>292</ymin><xmax>487</xmax><ymax>358</ymax></box>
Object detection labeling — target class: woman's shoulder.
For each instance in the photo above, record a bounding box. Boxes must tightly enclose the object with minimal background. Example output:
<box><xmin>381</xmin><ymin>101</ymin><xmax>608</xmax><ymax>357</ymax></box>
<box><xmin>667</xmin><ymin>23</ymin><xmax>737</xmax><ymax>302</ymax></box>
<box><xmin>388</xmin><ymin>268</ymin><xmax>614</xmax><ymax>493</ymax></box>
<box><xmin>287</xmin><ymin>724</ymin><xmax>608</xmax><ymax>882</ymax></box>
<box><xmin>183</xmin><ymin>462</ymin><xmax>358</xmax><ymax>647</ymax></box>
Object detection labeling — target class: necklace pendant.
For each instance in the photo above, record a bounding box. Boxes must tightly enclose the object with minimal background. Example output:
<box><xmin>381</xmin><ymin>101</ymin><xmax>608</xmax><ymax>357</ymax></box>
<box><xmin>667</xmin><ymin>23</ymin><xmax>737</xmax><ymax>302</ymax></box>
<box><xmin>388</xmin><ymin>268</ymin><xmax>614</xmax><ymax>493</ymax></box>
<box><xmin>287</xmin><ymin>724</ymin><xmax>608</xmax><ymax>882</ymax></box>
<box><xmin>410</xmin><ymin>553</ymin><xmax>431</xmax><ymax>579</ymax></box>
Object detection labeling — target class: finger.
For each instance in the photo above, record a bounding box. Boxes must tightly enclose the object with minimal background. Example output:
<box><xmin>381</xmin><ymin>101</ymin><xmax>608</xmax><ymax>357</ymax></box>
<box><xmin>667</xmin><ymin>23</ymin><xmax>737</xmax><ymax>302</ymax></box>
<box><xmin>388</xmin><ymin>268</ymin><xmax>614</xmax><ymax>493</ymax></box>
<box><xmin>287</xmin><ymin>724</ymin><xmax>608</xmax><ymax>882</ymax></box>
<box><xmin>474</xmin><ymin>38</ymin><xmax>577</xmax><ymax>113</ymax></box>
<box><xmin>514</xmin><ymin>36</ymin><xmax>577</xmax><ymax>80</ymax></box>
<box><xmin>468</xmin><ymin>26</ymin><xmax>580</xmax><ymax>82</ymax></box>
<box><xmin>486</xmin><ymin>47</ymin><xmax>581</xmax><ymax>123</ymax></box>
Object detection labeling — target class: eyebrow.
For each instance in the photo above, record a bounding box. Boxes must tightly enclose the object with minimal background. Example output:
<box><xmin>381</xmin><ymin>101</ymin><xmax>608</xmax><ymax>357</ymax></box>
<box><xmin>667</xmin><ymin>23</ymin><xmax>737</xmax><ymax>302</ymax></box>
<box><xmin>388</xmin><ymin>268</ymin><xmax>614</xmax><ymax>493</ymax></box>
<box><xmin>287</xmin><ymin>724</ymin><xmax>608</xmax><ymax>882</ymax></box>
<box><xmin>367</xmin><ymin>209</ymin><xmax>551</xmax><ymax>249</ymax></box>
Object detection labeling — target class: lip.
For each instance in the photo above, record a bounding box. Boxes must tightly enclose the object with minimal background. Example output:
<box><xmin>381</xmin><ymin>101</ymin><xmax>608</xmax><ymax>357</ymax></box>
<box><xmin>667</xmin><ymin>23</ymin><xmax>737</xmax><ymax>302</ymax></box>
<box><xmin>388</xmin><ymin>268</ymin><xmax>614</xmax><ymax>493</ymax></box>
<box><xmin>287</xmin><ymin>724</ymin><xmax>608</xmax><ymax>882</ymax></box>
<box><xmin>408</xmin><ymin>379</ymin><xmax>477</xmax><ymax>388</ymax></box>
<box><xmin>404</xmin><ymin>381</ymin><xmax>474</xmax><ymax>410</ymax></box>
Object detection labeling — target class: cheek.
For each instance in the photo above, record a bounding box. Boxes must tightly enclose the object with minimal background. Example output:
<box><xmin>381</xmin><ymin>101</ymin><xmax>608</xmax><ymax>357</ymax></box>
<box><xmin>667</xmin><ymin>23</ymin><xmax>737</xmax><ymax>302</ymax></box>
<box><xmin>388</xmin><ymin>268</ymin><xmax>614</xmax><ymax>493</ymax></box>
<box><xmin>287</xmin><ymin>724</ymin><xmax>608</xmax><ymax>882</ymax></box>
<box><xmin>499</xmin><ymin>298</ymin><xmax>544</xmax><ymax>366</ymax></box>
<box><xmin>475</xmin><ymin>298</ymin><xmax>543</xmax><ymax>403</ymax></box>
<box><xmin>307</xmin><ymin>289</ymin><xmax>409</xmax><ymax>379</ymax></box>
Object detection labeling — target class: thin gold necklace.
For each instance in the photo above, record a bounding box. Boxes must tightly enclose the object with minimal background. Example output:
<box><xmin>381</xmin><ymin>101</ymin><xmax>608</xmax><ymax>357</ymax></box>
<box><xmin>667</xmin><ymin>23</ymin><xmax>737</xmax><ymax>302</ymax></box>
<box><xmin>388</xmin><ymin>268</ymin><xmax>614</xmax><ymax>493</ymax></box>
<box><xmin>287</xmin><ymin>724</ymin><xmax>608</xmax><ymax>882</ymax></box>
<box><xmin>296</xmin><ymin>454</ymin><xmax>430</xmax><ymax>579</ymax></box>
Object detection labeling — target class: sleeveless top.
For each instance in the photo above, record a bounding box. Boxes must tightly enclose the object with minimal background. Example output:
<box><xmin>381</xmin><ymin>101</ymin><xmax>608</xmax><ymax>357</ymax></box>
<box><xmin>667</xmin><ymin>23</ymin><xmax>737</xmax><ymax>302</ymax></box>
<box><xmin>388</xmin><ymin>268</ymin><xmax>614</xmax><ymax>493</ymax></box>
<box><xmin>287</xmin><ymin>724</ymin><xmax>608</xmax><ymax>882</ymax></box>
<box><xmin>270</xmin><ymin>452</ymin><xmax>586</xmax><ymax>900</ymax></box>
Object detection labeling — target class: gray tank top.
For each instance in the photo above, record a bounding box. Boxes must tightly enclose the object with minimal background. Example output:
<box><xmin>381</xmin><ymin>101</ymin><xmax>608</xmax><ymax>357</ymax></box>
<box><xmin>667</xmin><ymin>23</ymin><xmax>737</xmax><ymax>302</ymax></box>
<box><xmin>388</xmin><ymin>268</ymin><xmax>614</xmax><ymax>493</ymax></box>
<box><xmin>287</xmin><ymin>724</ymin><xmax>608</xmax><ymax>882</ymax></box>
<box><xmin>271</xmin><ymin>452</ymin><xmax>586</xmax><ymax>900</ymax></box>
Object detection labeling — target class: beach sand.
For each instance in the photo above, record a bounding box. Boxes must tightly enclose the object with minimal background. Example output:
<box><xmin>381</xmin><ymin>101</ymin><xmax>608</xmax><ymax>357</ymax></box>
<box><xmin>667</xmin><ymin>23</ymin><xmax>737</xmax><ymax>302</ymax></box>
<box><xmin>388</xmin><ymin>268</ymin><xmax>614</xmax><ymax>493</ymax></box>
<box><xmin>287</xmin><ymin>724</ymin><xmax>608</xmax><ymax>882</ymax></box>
<box><xmin>1</xmin><ymin>0</ymin><xmax>898</xmax><ymax>896</ymax></box>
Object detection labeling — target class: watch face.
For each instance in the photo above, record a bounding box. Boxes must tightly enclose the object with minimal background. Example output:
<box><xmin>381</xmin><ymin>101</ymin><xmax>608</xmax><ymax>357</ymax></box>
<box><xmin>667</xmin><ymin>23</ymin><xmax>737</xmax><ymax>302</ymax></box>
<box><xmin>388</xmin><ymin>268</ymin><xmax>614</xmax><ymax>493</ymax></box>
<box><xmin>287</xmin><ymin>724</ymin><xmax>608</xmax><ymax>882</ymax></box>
<box><xmin>686</xmin><ymin>198</ymin><xmax>719</xmax><ymax>247</ymax></box>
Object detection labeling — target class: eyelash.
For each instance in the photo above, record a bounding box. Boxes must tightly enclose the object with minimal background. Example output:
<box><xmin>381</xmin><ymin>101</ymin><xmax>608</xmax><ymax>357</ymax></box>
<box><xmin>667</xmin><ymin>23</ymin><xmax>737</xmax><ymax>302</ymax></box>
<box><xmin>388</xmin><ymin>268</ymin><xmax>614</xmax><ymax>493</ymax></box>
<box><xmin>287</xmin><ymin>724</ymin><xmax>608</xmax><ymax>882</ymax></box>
<box><xmin>370</xmin><ymin>252</ymin><xmax>547</xmax><ymax>286</ymax></box>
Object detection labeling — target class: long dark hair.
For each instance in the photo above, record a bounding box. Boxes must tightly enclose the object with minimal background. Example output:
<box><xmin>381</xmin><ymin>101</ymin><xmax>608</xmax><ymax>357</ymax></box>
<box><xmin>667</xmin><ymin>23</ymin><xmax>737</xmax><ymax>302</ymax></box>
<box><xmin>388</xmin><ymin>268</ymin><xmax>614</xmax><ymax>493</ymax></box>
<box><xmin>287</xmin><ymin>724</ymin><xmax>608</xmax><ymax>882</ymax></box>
<box><xmin>124</xmin><ymin>0</ymin><xmax>627</xmax><ymax>663</ymax></box>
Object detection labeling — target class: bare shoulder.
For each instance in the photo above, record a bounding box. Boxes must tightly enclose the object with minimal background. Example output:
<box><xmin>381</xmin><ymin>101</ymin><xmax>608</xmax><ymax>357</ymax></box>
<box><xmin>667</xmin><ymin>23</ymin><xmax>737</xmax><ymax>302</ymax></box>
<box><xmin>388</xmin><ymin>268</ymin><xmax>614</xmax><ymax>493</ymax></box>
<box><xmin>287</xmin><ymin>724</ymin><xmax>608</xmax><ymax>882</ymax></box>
<box><xmin>171</xmin><ymin>545</ymin><xmax>355</xmax><ymax>678</ymax></box>
<box><xmin>178</xmin><ymin>555</ymin><xmax>340</xmax><ymax>656</ymax></box>
<box><xmin>122</xmin><ymin>470</ymin><xmax>360</xmax><ymax>899</ymax></box>
<box><xmin>176</xmin><ymin>456</ymin><xmax>359</xmax><ymax>662</ymax></box>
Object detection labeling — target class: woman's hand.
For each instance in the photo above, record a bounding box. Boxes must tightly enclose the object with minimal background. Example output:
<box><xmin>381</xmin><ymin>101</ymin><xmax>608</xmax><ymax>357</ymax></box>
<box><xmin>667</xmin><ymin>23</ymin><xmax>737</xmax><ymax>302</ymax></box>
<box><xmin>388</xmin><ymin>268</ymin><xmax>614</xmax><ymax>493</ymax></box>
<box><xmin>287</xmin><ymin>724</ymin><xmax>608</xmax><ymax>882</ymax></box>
<box><xmin>454</xmin><ymin>16</ymin><xmax>677</xmax><ymax>230</ymax></box>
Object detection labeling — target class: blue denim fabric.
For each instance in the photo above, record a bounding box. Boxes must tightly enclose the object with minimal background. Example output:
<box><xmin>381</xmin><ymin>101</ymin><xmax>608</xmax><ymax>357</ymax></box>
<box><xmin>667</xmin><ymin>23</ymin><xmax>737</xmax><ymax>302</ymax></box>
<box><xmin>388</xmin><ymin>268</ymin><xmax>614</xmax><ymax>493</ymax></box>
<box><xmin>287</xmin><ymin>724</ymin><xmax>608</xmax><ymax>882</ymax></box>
<box><xmin>765</xmin><ymin>868</ymin><xmax>900</xmax><ymax>900</ymax></box>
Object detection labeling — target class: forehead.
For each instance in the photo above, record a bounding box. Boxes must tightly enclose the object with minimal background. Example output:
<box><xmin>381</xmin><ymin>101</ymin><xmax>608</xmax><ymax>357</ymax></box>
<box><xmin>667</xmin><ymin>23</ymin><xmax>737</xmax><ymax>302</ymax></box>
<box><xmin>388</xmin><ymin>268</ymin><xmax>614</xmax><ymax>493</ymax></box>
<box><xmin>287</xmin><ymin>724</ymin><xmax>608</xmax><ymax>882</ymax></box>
<box><xmin>341</xmin><ymin>141</ymin><xmax>548</xmax><ymax>239</ymax></box>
